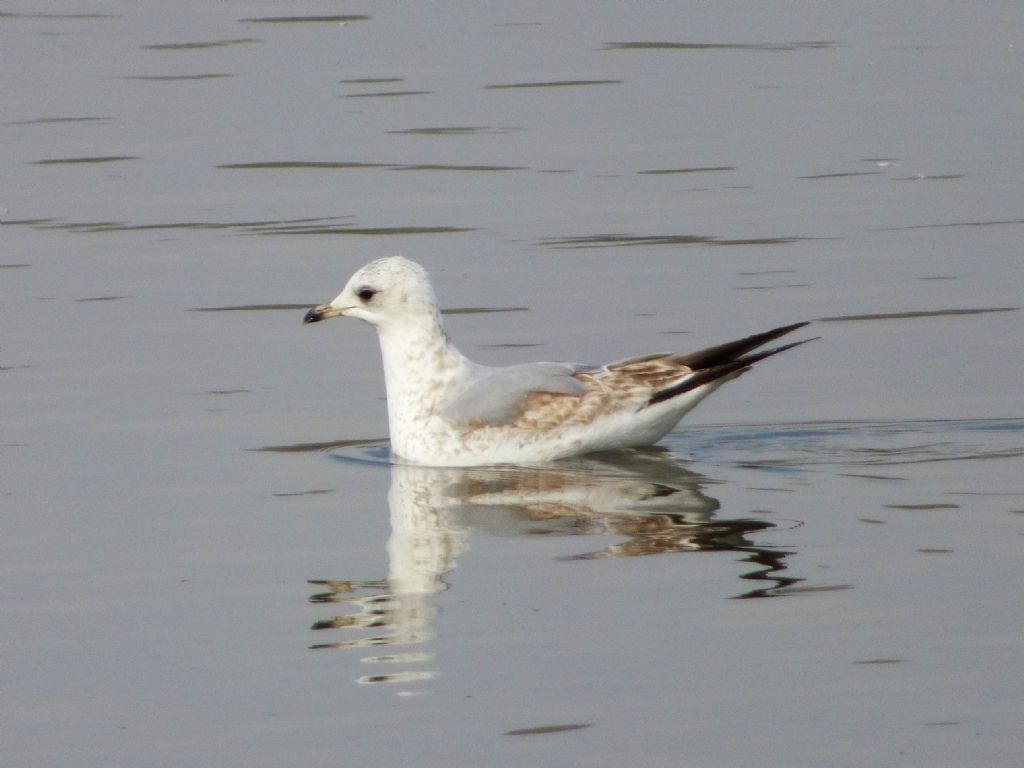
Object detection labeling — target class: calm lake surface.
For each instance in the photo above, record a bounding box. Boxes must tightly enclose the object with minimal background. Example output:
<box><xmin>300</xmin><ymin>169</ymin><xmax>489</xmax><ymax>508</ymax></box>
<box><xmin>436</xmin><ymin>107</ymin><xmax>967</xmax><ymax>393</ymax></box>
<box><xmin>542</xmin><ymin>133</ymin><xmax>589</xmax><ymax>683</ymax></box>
<box><xmin>3</xmin><ymin>3</ymin><xmax>1022</xmax><ymax>766</ymax></box>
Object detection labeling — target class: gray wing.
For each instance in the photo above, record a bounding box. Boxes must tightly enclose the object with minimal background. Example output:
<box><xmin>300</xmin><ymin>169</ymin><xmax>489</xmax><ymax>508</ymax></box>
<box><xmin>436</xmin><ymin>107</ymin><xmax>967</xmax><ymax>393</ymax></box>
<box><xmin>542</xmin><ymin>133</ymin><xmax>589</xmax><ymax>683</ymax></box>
<box><xmin>442</xmin><ymin>362</ymin><xmax>589</xmax><ymax>427</ymax></box>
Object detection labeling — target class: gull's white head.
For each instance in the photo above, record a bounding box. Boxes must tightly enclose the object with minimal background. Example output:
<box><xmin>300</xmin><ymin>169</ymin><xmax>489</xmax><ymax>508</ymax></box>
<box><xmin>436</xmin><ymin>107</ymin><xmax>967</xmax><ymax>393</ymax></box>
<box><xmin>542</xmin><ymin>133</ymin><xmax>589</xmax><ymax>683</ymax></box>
<box><xmin>303</xmin><ymin>256</ymin><xmax>439</xmax><ymax>329</ymax></box>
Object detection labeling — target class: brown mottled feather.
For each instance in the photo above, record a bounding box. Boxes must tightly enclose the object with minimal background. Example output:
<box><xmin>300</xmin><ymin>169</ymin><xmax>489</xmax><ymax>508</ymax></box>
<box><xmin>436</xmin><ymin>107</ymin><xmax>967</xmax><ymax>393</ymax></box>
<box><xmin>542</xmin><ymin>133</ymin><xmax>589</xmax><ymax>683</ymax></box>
<box><xmin>508</xmin><ymin>322</ymin><xmax>815</xmax><ymax>431</ymax></box>
<box><xmin>510</xmin><ymin>359</ymin><xmax>689</xmax><ymax>431</ymax></box>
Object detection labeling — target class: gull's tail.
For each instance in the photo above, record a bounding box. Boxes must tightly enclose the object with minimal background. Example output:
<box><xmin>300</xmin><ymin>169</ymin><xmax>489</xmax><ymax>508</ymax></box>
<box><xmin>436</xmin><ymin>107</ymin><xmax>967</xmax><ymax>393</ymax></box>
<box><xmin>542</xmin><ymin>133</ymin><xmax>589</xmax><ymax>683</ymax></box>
<box><xmin>648</xmin><ymin>322</ymin><xmax>816</xmax><ymax>407</ymax></box>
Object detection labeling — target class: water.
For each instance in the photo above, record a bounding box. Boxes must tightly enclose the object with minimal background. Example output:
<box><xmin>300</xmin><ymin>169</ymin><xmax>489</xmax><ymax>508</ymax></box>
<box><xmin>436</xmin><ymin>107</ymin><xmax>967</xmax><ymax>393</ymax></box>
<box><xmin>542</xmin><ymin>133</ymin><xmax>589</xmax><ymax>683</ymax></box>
<box><xmin>3</xmin><ymin>3</ymin><xmax>1023</xmax><ymax>767</ymax></box>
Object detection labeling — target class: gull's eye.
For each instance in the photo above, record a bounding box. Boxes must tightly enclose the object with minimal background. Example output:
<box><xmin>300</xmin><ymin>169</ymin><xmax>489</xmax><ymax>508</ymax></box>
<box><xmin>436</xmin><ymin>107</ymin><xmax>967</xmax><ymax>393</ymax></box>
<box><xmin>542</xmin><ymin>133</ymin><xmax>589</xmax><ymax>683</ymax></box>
<box><xmin>357</xmin><ymin>287</ymin><xmax>377</xmax><ymax>302</ymax></box>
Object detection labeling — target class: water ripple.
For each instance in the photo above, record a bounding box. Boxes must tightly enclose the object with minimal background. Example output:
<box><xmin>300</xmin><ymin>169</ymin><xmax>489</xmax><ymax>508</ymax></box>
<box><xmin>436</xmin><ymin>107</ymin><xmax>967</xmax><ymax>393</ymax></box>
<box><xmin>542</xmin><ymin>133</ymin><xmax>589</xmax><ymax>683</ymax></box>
<box><xmin>673</xmin><ymin>418</ymin><xmax>1024</xmax><ymax>468</ymax></box>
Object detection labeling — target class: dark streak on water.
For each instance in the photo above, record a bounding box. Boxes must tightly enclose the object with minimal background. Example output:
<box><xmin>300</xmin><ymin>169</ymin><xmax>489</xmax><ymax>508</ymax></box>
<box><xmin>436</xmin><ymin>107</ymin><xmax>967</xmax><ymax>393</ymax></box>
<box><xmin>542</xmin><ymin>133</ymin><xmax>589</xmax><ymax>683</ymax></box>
<box><xmin>191</xmin><ymin>304</ymin><xmax>312</xmax><ymax>312</ymax></box>
<box><xmin>638</xmin><ymin>166</ymin><xmax>735</xmax><ymax>175</ymax></box>
<box><xmin>219</xmin><ymin>160</ymin><xmax>524</xmax><ymax>172</ymax></box>
<box><xmin>6</xmin><ymin>216</ymin><xmax>472</xmax><ymax>237</ymax></box>
<box><xmin>142</xmin><ymin>39</ymin><xmax>260</xmax><ymax>50</ymax></box>
<box><xmin>388</xmin><ymin>126</ymin><xmax>520</xmax><ymax>135</ymax></box>
<box><xmin>799</xmin><ymin>171</ymin><xmax>886</xmax><ymax>179</ymax></box>
<box><xmin>252</xmin><ymin>438</ymin><xmax>389</xmax><ymax>454</ymax></box>
<box><xmin>31</xmin><ymin>156</ymin><xmax>139</xmax><ymax>165</ymax></box>
<box><xmin>20</xmin><ymin>217</ymin><xmax>346</xmax><ymax>232</ymax></box>
<box><xmin>540</xmin><ymin>233</ymin><xmax>810</xmax><ymax>248</ymax></box>
<box><xmin>2</xmin><ymin>116</ymin><xmax>113</xmax><ymax>125</ymax></box>
<box><xmin>340</xmin><ymin>91</ymin><xmax>434</xmax><ymax>99</ymax></box>
<box><xmin>603</xmin><ymin>40</ymin><xmax>838</xmax><ymax>51</ymax></box>
<box><xmin>884</xmin><ymin>503</ymin><xmax>960</xmax><ymax>510</ymax></box>
<box><xmin>121</xmin><ymin>74</ymin><xmax>234</xmax><ymax>81</ymax></box>
<box><xmin>873</xmin><ymin>218</ymin><xmax>1024</xmax><ymax>231</ymax></box>
<box><xmin>483</xmin><ymin>80</ymin><xmax>621</xmax><ymax>89</ymax></box>
<box><xmin>339</xmin><ymin>78</ymin><xmax>403</xmax><ymax>84</ymax></box>
<box><xmin>254</xmin><ymin>225</ymin><xmax>474</xmax><ymax>236</ymax></box>
<box><xmin>441</xmin><ymin>307</ymin><xmax>528</xmax><ymax>315</ymax></box>
<box><xmin>218</xmin><ymin>161</ymin><xmax>387</xmax><ymax>170</ymax></box>
<box><xmin>391</xmin><ymin>164</ymin><xmax>526</xmax><ymax>172</ymax></box>
<box><xmin>817</xmin><ymin>307</ymin><xmax>1018</xmax><ymax>322</ymax></box>
<box><xmin>238</xmin><ymin>15</ymin><xmax>370</xmax><ymax>24</ymax></box>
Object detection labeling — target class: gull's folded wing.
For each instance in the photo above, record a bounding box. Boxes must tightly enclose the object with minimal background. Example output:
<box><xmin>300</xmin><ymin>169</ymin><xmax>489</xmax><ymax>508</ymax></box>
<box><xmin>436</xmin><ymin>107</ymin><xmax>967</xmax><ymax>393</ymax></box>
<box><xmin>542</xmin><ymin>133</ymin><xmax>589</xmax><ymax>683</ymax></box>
<box><xmin>442</xmin><ymin>362</ymin><xmax>587</xmax><ymax>427</ymax></box>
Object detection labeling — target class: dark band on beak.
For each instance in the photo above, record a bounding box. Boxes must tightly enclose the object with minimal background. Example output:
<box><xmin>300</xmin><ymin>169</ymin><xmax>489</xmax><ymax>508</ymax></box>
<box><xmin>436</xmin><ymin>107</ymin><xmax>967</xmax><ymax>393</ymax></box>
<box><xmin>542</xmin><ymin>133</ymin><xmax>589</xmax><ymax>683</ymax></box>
<box><xmin>303</xmin><ymin>304</ymin><xmax>338</xmax><ymax>324</ymax></box>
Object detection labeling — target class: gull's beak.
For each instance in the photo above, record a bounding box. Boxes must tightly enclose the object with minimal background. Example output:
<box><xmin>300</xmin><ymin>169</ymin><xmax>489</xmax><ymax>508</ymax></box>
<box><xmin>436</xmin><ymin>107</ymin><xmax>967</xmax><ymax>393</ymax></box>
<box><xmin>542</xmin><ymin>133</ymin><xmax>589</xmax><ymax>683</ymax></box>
<box><xmin>303</xmin><ymin>303</ymin><xmax>346</xmax><ymax>324</ymax></box>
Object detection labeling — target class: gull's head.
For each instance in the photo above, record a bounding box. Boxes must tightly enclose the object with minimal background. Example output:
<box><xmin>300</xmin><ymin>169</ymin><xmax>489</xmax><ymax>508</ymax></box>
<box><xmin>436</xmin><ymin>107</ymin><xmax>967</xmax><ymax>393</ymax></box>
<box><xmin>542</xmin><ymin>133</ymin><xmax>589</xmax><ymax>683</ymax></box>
<box><xmin>303</xmin><ymin>255</ymin><xmax>439</xmax><ymax>329</ymax></box>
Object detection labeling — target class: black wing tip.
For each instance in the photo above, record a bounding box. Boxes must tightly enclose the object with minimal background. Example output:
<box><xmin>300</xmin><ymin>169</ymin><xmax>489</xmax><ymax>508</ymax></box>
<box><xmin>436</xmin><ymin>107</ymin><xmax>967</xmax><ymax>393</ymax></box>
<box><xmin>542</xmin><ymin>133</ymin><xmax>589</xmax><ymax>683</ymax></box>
<box><xmin>648</xmin><ymin>326</ymin><xmax>816</xmax><ymax>407</ymax></box>
<box><xmin>671</xmin><ymin>320</ymin><xmax>812</xmax><ymax>372</ymax></box>
<box><xmin>731</xmin><ymin>321</ymin><xmax>813</xmax><ymax>351</ymax></box>
<box><xmin>768</xmin><ymin>320</ymin><xmax>811</xmax><ymax>334</ymax></box>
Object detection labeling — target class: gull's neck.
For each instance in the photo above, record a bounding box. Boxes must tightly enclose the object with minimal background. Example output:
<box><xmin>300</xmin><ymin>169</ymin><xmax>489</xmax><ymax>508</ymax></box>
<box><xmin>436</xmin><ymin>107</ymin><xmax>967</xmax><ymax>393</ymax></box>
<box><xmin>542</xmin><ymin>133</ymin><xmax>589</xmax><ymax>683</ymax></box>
<box><xmin>376</xmin><ymin>309</ymin><xmax>472</xmax><ymax>444</ymax></box>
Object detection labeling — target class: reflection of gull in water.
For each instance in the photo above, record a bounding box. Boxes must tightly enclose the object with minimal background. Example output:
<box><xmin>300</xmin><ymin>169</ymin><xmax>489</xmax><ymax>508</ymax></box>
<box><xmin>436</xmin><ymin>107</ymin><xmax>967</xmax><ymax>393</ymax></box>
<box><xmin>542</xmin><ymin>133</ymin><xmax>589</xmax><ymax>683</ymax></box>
<box><xmin>309</xmin><ymin>450</ymin><xmax>800</xmax><ymax>690</ymax></box>
<box><xmin>303</xmin><ymin>256</ymin><xmax>814</xmax><ymax>466</ymax></box>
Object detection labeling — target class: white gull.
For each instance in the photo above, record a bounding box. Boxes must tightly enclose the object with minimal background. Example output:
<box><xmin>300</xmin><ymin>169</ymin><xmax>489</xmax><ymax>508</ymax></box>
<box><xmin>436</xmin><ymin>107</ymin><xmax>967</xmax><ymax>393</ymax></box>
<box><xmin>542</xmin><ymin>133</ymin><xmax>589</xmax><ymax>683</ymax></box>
<box><xmin>304</xmin><ymin>256</ymin><xmax>813</xmax><ymax>466</ymax></box>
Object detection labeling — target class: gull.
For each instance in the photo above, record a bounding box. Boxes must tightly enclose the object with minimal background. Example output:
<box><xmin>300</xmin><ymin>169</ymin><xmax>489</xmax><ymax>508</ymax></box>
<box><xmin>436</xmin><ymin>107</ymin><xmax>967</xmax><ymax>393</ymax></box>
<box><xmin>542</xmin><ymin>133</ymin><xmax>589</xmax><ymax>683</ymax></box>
<box><xmin>304</xmin><ymin>256</ymin><xmax>813</xmax><ymax>466</ymax></box>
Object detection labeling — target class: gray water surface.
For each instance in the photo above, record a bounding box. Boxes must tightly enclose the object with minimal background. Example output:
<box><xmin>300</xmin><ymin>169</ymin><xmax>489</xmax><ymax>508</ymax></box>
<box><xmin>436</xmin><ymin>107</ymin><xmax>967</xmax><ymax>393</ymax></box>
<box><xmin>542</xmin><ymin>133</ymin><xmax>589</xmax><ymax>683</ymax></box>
<box><xmin>3</xmin><ymin>3</ymin><xmax>1023</xmax><ymax>767</ymax></box>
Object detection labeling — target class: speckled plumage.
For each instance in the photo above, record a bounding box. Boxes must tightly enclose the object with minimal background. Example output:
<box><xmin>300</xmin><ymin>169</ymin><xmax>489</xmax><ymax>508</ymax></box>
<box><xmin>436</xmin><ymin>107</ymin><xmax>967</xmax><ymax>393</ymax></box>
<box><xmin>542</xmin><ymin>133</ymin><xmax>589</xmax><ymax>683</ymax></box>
<box><xmin>304</xmin><ymin>256</ymin><xmax>813</xmax><ymax>466</ymax></box>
